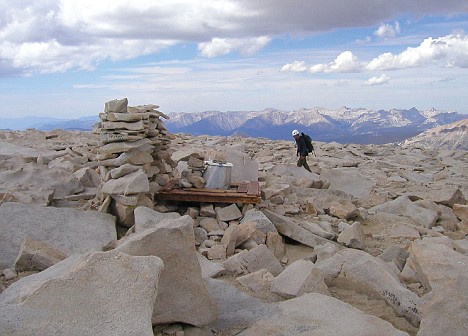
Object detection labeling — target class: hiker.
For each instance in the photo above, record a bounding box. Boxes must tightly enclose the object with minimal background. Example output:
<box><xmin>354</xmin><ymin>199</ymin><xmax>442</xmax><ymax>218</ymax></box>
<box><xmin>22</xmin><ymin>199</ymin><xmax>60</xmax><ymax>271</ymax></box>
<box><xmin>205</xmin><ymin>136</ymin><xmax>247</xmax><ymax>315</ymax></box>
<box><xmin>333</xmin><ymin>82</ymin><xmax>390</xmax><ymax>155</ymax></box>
<box><xmin>292</xmin><ymin>129</ymin><xmax>312</xmax><ymax>172</ymax></box>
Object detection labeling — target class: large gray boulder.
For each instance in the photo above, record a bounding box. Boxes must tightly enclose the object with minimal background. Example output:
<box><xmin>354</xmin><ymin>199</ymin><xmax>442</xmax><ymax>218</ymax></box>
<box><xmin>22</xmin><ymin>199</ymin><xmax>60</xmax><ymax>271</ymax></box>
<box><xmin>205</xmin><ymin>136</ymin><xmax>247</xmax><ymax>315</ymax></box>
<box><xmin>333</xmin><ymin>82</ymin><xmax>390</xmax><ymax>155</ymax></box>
<box><xmin>270</xmin><ymin>259</ymin><xmax>329</xmax><ymax>298</ymax></box>
<box><xmin>262</xmin><ymin>209</ymin><xmax>334</xmax><ymax>247</ymax></box>
<box><xmin>0</xmin><ymin>202</ymin><xmax>116</xmax><ymax>269</ymax></box>
<box><xmin>205</xmin><ymin>278</ymin><xmax>278</xmax><ymax>332</ymax></box>
<box><xmin>0</xmin><ymin>249</ymin><xmax>163</xmax><ymax>336</ymax></box>
<box><xmin>100</xmin><ymin>169</ymin><xmax>150</xmax><ymax>195</ymax></box>
<box><xmin>316</xmin><ymin>249</ymin><xmax>421</xmax><ymax>326</ymax></box>
<box><xmin>134</xmin><ymin>206</ymin><xmax>180</xmax><ymax>232</ymax></box>
<box><xmin>408</xmin><ymin>239</ymin><xmax>468</xmax><ymax>336</ymax></box>
<box><xmin>116</xmin><ymin>215</ymin><xmax>217</xmax><ymax>326</ymax></box>
<box><xmin>223</xmin><ymin>244</ymin><xmax>283</xmax><ymax>276</ymax></box>
<box><xmin>337</xmin><ymin>221</ymin><xmax>366</xmax><ymax>250</ymax></box>
<box><xmin>238</xmin><ymin>293</ymin><xmax>409</xmax><ymax>336</ymax></box>
<box><xmin>320</xmin><ymin>168</ymin><xmax>375</xmax><ymax>198</ymax></box>
<box><xmin>219</xmin><ymin>148</ymin><xmax>259</xmax><ymax>182</ymax></box>
<box><xmin>240</xmin><ymin>209</ymin><xmax>277</xmax><ymax>234</ymax></box>
<box><xmin>368</xmin><ymin>196</ymin><xmax>439</xmax><ymax>228</ymax></box>
<box><xmin>216</xmin><ymin>203</ymin><xmax>242</xmax><ymax>222</ymax></box>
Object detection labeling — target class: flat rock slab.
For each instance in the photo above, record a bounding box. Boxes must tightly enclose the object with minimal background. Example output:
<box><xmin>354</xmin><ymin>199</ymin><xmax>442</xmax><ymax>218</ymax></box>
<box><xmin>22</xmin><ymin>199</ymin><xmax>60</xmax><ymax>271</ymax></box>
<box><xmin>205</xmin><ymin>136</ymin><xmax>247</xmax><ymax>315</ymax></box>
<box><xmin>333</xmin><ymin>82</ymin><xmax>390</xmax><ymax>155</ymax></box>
<box><xmin>317</xmin><ymin>249</ymin><xmax>421</xmax><ymax>326</ymax></box>
<box><xmin>220</xmin><ymin>148</ymin><xmax>259</xmax><ymax>182</ymax></box>
<box><xmin>0</xmin><ymin>141</ymin><xmax>55</xmax><ymax>160</ymax></box>
<box><xmin>240</xmin><ymin>209</ymin><xmax>277</xmax><ymax>234</ymax></box>
<box><xmin>0</xmin><ymin>163</ymin><xmax>74</xmax><ymax>205</ymax></box>
<box><xmin>0</xmin><ymin>250</ymin><xmax>163</xmax><ymax>336</ymax></box>
<box><xmin>134</xmin><ymin>206</ymin><xmax>180</xmax><ymax>232</ymax></box>
<box><xmin>205</xmin><ymin>278</ymin><xmax>278</xmax><ymax>332</ymax></box>
<box><xmin>369</xmin><ymin>195</ymin><xmax>439</xmax><ymax>228</ymax></box>
<box><xmin>262</xmin><ymin>209</ymin><xmax>334</xmax><ymax>248</ymax></box>
<box><xmin>320</xmin><ymin>168</ymin><xmax>375</xmax><ymax>198</ymax></box>
<box><xmin>408</xmin><ymin>239</ymin><xmax>468</xmax><ymax>336</ymax></box>
<box><xmin>224</xmin><ymin>244</ymin><xmax>283</xmax><ymax>276</ymax></box>
<box><xmin>0</xmin><ymin>202</ymin><xmax>117</xmax><ymax>268</ymax></box>
<box><xmin>116</xmin><ymin>215</ymin><xmax>217</xmax><ymax>326</ymax></box>
<box><xmin>238</xmin><ymin>293</ymin><xmax>409</xmax><ymax>336</ymax></box>
<box><xmin>268</xmin><ymin>164</ymin><xmax>321</xmax><ymax>180</ymax></box>
<box><xmin>270</xmin><ymin>259</ymin><xmax>329</xmax><ymax>298</ymax></box>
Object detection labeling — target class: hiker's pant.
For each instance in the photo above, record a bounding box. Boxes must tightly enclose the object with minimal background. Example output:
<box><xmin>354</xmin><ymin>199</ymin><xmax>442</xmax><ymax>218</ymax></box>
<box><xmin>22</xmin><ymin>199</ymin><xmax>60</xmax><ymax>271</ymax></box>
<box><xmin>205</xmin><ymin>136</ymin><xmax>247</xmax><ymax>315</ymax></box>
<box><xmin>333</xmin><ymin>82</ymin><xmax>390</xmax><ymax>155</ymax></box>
<box><xmin>297</xmin><ymin>156</ymin><xmax>311</xmax><ymax>172</ymax></box>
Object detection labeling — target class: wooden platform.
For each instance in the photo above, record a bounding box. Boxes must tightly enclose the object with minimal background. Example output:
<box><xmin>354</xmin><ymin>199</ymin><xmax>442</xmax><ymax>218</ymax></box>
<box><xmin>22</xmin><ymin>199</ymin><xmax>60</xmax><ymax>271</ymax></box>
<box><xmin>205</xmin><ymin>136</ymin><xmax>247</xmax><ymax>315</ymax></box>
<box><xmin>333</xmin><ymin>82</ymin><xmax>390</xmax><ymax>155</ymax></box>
<box><xmin>157</xmin><ymin>181</ymin><xmax>261</xmax><ymax>204</ymax></box>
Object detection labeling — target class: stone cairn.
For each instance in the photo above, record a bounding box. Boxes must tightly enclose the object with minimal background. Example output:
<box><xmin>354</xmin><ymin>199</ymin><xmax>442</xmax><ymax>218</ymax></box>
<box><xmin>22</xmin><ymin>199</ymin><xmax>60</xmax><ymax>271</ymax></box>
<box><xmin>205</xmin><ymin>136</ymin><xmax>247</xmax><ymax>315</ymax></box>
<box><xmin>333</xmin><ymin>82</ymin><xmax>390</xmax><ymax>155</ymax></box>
<box><xmin>96</xmin><ymin>98</ymin><xmax>176</xmax><ymax>227</ymax></box>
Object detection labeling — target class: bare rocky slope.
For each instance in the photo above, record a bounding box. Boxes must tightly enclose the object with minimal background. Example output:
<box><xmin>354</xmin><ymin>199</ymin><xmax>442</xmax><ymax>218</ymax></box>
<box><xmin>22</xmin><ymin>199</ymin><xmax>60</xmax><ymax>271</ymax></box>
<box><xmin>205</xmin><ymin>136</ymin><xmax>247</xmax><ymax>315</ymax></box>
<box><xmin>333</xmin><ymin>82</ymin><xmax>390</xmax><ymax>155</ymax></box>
<box><xmin>403</xmin><ymin>118</ymin><xmax>468</xmax><ymax>150</ymax></box>
<box><xmin>0</xmin><ymin>128</ymin><xmax>467</xmax><ymax>336</ymax></box>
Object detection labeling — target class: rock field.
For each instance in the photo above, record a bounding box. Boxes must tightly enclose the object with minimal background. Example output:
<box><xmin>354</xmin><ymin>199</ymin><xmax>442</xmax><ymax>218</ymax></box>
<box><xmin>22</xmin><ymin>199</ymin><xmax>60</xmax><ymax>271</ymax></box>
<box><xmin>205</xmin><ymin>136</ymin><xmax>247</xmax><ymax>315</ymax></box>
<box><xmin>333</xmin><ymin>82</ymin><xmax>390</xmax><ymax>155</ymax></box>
<box><xmin>0</xmin><ymin>127</ymin><xmax>467</xmax><ymax>336</ymax></box>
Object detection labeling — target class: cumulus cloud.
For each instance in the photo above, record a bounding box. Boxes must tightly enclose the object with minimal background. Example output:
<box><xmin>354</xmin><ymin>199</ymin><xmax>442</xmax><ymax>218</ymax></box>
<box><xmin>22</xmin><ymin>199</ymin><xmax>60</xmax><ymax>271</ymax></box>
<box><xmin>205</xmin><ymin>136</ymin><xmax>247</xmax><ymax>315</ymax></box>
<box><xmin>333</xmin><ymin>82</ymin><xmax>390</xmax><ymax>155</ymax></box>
<box><xmin>1</xmin><ymin>0</ymin><xmax>468</xmax><ymax>75</ymax></box>
<box><xmin>282</xmin><ymin>32</ymin><xmax>468</xmax><ymax>74</ymax></box>
<box><xmin>366</xmin><ymin>32</ymin><xmax>468</xmax><ymax>70</ymax></box>
<box><xmin>280</xmin><ymin>61</ymin><xmax>308</xmax><ymax>72</ymax></box>
<box><xmin>198</xmin><ymin>36</ymin><xmax>271</xmax><ymax>57</ymax></box>
<box><xmin>363</xmin><ymin>74</ymin><xmax>391</xmax><ymax>85</ymax></box>
<box><xmin>310</xmin><ymin>51</ymin><xmax>363</xmax><ymax>73</ymax></box>
<box><xmin>281</xmin><ymin>51</ymin><xmax>363</xmax><ymax>73</ymax></box>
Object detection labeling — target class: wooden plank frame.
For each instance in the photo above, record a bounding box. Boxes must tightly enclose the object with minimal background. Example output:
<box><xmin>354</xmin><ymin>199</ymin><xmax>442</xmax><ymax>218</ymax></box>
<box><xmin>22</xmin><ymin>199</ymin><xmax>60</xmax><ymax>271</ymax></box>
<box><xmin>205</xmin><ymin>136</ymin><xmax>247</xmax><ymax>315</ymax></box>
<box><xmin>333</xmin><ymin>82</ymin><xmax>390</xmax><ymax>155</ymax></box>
<box><xmin>157</xmin><ymin>181</ymin><xmax>261</xmax><ymax>204</ymax></box>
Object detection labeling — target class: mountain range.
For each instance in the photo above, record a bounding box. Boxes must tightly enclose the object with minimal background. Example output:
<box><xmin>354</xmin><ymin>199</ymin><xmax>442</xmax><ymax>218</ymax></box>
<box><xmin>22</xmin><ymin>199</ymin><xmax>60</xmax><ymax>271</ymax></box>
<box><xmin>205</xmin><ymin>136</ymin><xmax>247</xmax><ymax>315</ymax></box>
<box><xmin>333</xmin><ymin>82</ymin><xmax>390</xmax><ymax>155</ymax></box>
<box><xmin>1</xmin><ymin>107</ymin><xmax>467</xmax><ymax>145</ymax></box>
<box><xmin>165</xmin><ymin>107</ymin><xmax>467</xmax><ymax>144</ymax></box>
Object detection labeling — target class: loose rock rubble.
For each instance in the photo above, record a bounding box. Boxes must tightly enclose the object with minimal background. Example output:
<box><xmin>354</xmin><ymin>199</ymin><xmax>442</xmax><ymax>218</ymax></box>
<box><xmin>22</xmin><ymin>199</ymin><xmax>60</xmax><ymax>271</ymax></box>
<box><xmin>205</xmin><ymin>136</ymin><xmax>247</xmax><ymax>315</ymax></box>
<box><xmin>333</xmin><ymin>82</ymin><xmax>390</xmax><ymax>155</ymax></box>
<box><xmin>1</xmin><ymin>106</ymin><xmax>467</xmax><ymax>336</ymax></box>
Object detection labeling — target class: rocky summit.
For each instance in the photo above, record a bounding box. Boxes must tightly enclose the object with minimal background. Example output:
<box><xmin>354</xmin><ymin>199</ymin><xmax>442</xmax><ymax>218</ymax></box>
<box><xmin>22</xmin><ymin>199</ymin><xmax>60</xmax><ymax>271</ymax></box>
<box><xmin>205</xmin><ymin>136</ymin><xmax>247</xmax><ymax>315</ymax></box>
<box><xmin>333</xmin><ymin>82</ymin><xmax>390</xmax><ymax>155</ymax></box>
<box><xmin>0</xmin><ymin>113</ymin><xmax>467</xmax><ymax>335</ymax></box>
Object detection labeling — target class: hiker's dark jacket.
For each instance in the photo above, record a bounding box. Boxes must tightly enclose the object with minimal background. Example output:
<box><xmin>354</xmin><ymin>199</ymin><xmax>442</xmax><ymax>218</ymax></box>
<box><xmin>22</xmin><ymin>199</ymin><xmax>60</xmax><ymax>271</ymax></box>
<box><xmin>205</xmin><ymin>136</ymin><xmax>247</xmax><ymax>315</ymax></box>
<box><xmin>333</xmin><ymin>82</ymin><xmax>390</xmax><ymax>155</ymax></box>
<box><xmin>295</xmin><ymin>136</ymin><xmax>309</xmax><ymax>157</ymax></box>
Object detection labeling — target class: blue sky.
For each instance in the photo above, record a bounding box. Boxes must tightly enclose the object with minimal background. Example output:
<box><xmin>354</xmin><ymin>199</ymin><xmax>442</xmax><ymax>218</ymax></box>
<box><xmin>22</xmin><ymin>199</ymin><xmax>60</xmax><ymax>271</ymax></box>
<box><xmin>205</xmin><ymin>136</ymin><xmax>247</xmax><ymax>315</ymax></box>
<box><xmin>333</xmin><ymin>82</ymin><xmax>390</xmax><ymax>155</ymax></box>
<box><xmin>1</xmin><ymin>1</ymin><xmax>468</xmax><ymax>119</ymax></box>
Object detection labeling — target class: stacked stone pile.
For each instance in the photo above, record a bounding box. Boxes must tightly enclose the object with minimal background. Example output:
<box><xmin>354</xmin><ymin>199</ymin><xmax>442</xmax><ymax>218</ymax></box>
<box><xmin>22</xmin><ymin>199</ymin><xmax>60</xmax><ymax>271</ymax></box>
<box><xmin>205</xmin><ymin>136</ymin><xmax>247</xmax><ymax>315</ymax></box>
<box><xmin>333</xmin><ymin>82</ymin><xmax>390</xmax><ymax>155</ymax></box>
<box><xmin>97</xmin><ymin>98</ymin><xmax>176</xmax><ymax>226</ymax></box>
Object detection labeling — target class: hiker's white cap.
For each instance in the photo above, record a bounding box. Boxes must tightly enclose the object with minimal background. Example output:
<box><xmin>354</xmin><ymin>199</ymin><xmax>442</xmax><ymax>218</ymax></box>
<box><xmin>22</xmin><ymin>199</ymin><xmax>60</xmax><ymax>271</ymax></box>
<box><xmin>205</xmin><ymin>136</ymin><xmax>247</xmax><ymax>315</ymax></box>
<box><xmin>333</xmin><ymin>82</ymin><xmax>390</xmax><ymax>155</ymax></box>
<box><xmin>292</xmin><ymin>130</ymin><xmax>299</xmax><ymax>136</ymax></box>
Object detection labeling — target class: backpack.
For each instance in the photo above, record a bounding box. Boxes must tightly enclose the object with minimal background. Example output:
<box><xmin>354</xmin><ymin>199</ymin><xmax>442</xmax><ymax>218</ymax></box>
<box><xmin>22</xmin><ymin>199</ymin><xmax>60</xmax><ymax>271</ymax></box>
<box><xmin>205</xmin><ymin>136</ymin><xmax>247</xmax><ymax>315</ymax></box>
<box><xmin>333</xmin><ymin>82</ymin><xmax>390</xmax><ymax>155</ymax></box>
<box><xmin>301</xmin><ymin>132</ymin><xmax>314</xmax><ymax>153</ymax></box>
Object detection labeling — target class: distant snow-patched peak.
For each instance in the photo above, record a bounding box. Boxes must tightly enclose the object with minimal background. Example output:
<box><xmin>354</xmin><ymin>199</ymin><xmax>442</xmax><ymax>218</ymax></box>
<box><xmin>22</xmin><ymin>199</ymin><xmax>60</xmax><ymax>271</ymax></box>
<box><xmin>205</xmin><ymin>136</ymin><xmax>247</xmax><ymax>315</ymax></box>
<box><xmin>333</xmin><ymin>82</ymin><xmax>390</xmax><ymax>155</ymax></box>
<box><xmin>153</xmin><ymin>107</ymin><xmax>468</xmax><ymax>144</ymax></box>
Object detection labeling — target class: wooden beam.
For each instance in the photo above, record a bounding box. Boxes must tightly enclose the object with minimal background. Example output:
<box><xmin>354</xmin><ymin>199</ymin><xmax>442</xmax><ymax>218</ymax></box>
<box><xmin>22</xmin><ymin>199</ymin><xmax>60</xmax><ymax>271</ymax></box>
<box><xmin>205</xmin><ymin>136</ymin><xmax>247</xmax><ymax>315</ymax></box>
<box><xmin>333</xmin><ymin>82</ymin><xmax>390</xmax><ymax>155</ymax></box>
<box><xmin>157</xmin><ymin>183</ymin><xmax>261</xmax><ymax>204</ymax></box>
<box><xmin>237</xmin><ymin>183</ymin><xmax>249</xmax><ymax>193</ymax></box>
<box><xmin>247</xmin><ymin>181</ymin><xmax>259</xmax><ymax>195</ymax></box>
<box><xmin>157</xmin><ymin>191</ymin><xmax>260</xmax><ymax>204</ymax></box>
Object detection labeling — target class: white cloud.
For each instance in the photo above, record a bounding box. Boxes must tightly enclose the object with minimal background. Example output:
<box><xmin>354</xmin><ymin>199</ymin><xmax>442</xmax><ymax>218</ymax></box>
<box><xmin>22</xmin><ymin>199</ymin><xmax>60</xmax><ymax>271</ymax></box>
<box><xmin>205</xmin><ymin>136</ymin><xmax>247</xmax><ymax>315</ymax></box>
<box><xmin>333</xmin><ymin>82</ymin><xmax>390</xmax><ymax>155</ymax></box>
<box><xmin>282</xmin><ymin>32</ymin><xmax>468</xmax><ymax>74</ymax></box>
<box><xmin>367</xmin><ymin>32</ymin><xmax>468</xmax><ymax>70</ymax></box>
<box><xmin>198</xmin><ymin>36</ymin><xmax>271</xmax><ymax>57</ymax></box>
<box><xmin>1</xmin><ymin>0</ymin><xmax>468</xmax><ymax>75</ymax></box>
<box><xmin>374</xmin><ymin>22</ymin><xmax>401</xmax><ymax>39</ymax></box>
<box><xmin>282</xmin><ymin>52</ymin><xmax>364</xmax><ymax>74</ymax></box>
<box><xmin>0</xmin><ymin>39</ymin><xmax>175</xmax><ymax>75</ymax></box>
<box><xmin>280</xmin><ymin>61</ymin><xmax>308</xmax><ymax>72</ymax></box>
<box><xmin>310</xmin><ymin>51</ymin><xmax>363</xmax><ymax>73</ymax></box>
<box><xmin>363</xmin><ymin>74</ymin><xmax>391</xmax><ymax>86</ymax></box>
